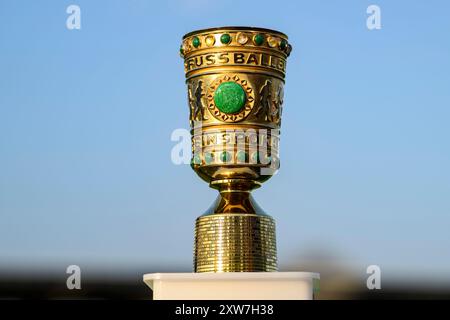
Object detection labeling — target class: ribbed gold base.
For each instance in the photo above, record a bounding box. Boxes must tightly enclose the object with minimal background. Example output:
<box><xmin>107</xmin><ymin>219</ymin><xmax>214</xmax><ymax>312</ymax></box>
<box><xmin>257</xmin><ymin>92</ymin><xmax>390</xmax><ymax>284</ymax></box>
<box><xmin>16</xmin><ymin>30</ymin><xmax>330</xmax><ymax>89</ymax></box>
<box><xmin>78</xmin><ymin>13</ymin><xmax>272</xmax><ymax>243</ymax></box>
<box><xmin>194</xmin><ymin>213</ymin><xmax>277</xmax><ymax>272</ymax></box>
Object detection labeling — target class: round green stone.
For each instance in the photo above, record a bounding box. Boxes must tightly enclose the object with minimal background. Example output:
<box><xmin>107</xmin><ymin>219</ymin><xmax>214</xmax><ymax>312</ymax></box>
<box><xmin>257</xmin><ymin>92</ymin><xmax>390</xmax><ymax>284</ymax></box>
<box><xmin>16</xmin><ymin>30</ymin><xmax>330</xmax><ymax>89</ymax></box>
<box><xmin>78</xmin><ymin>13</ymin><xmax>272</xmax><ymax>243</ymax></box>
<box><xmin>204</xmin><ymin>152</ymin><xmax>214</xmax><ymax>164</ymax></box>
<box><xmin>280</xmin><ymin>39</ymin><xmax>287</xmax><ymax>50</ymax></box>
<box><xmin>236</xmin><ymin>151</ymin><xmax>247</xmax><ymax>163</ymax></box>
<box><xmin>192</xmin><ymin>154</ymin><xmax>201</xmax><ymax>165</ymax></box>
<box><xmin>192</xmin><ymin>36</ymin><xmax>200</xmax><ymax>48</ymax></box>
<box><xmin>213</xmin><ymin>82</ymin><xmax>246</xmax><ymax>114</ymax></box>
<box><xmin>220</xmin><ymin>33</ymin><xmax>231</xmax><ymax>44</ymax></box>
<box><xmin>179</xmin><ymin>45</ymin><xmax>184</xmax><ymax>55</ymax></box>
<box><xmin>251</xmin><ymin>151</ymin><xmax>260</xmax><ymax>163</ymax></box>
<box><xmin>254</xmin><ymin>34</ymin><xmax>264</xmax><ymax>46</ymax></box>
<box><xmin>221</xmin><ymin>151</ymin><xmax>231</xmax><ymax>163</ymax></box>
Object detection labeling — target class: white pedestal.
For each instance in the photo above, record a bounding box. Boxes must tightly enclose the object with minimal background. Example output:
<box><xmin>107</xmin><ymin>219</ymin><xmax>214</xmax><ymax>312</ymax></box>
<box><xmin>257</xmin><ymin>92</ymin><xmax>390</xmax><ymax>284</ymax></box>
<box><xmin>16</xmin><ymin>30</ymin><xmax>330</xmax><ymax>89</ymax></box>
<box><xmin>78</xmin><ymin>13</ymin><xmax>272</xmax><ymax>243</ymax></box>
<box><xmin>143</xmin><ymin>272</ymin><xmax>320</xmax><ymax>300</ymax></box>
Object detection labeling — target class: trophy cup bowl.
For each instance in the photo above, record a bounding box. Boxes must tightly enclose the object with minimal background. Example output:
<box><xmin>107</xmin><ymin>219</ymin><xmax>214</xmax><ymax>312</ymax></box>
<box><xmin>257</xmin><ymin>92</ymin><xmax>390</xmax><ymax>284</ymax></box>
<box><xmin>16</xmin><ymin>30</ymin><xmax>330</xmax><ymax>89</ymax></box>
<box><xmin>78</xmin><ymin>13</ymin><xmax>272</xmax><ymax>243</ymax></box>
<box><xmin>180</xmin><ymin>27</ymin><xmax>292</xmax><ymax>273</ymax></box>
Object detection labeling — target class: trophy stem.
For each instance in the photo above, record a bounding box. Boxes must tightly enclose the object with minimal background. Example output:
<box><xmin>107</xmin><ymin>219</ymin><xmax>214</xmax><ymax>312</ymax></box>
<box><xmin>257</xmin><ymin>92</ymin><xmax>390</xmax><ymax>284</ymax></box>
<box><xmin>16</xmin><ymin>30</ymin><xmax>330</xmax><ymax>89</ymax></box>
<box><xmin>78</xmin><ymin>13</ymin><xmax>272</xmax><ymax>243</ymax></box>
<box><xmin>194</xmin><ymin>179</ymin><xmax>277</xmax><ymax>273</ymax></box>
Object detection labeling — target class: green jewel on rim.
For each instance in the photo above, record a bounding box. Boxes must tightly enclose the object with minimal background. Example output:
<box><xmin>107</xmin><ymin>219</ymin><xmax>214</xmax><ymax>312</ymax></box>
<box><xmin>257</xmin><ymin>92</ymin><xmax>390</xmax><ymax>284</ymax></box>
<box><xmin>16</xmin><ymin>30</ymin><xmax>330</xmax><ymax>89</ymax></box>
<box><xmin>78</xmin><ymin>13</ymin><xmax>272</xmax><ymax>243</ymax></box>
<box><xmin>251</xmin><ymin>151</ymin><xmax>260</xmax><ymax>164</ymax></box>
<box><xmin>286</xmin><ymin>44</ymin><xmax>293</xmax><ymax>56</ymax></box>
<box><xmin>192</xmin><ymin>153</ymin><xmax>201</xmax><ymax>165</ymax></box>
<box><xmin>220</xmin><ymin>33</ymin><xmax>231</xmax><ymax>44</ymax></box>
<box><xmin>213</xmin><ymin>82</ymin><xmax>246</xmax><ymax>114</ymax></box>
<box><xmin>280</xmin><ymin>39</ymin><xmax>287</xmax><ymax>51</ymax></box>
<box><xmin>236</xmin><ymin>150</ymin><xmax>247</xmax><ymax>163</ymax></box>
<box><xmin>192</xmin><ymin>36</ymin><xmax>201</xmax><ymax>48</ymax></box>
<box><xmin>204</xmin><ymin>152</ymin><xmax>214</xmax><ymax>164</ymax></box>
<box><xmin>221</xmin><ymin>151</ymin><xmax>231</xmax><ymax>163</ymax></box>
<box><xmin>253</xmin><ymin>34</ymin><xmax>264</xmax><ymax>46</ymax></box>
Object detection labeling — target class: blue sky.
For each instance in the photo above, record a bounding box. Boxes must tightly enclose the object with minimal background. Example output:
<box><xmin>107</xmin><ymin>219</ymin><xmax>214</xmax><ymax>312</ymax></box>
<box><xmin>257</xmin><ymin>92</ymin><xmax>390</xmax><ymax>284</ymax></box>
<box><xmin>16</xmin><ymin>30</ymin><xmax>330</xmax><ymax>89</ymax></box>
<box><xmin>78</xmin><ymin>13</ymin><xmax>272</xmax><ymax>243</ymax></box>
<box><xmin>0</xmin><ymin>0</ymin><xmax>449</xmax><ymax>280</ymax></box>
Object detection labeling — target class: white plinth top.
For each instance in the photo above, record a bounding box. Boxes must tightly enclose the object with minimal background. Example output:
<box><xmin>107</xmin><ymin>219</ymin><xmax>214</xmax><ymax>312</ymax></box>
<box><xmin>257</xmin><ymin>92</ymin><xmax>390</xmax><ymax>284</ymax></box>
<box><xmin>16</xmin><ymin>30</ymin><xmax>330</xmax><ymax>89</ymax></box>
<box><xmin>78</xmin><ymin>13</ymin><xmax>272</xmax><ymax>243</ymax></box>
<box><xmin>144</xmin><ymin>272</ymin><xmax>319</xmax><ymax>288</ymax></box>
<box><xmin>144</xmin><ymin>272</ymin><xmax>320</xmax><ymax>300</ymax></box>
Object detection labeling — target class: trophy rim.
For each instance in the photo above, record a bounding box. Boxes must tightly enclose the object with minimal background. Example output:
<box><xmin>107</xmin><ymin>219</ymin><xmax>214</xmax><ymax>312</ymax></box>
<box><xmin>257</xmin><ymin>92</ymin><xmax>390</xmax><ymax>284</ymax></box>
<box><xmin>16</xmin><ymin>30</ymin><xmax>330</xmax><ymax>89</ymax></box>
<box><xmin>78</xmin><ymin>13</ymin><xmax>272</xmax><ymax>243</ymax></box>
<box><xmin>182</xmin><ymin>26</ymin><xmax>288</xmax><ymax>40</ymax></box>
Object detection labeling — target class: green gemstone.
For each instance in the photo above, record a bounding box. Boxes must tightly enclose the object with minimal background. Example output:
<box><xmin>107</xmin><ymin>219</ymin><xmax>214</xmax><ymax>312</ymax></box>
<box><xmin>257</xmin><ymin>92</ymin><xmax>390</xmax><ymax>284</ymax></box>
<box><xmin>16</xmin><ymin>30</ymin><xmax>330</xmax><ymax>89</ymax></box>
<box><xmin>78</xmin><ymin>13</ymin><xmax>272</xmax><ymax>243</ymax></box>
<box><xmin>280</xmin><ymin>39</ymin><xmax>287</xmax><ymax>50</ymax></box>
<box><xmin>254</xmin><ymin>34</ymin><xmax>264</xmax><ymax>46</ymax></box>
<box><xmin>179</xmin><ymin>45</ymin><xmax>184</xmax><ymax>55</ymax></box>
<box><xmin>236</xmin><ymin>151</ymin><xmax>247</xmax><ymax>163</ymax></box>
<box><xmin>213</xmin><ymin>82</ymin><xmax>246</xmax><ymax>114</ymax></box>
<box><xmin>251</xmin><ymin>152</ymin><xmax>260</xmax><ymax>163</ymax></box>
<box><xmin>221</xmin><ymin>151</ymin><xmax>231</xmax><ymax>163</ymax></box>
<box><xmin>192</xmin><ymin>154</ymin><xmax>201</xmax><ymax>165</ymax></box>
<box><xmin>192</xmin><ymin>36</ymin><xmax>200</xmax><ymax>48</ymax></box>
<box><xmin>204</xmin><ymin>152</ymin><xmax>214</xmax><ymax>164</ymax></box>
<box><xmin>220</xmin><ymin>33</ymin><xmax>231</xmax><ymax>44</ymax></box>
<box><xmin>286</xmin><ymin>43</ymin><xmax>292</xmax><ymax>56</ymax></box>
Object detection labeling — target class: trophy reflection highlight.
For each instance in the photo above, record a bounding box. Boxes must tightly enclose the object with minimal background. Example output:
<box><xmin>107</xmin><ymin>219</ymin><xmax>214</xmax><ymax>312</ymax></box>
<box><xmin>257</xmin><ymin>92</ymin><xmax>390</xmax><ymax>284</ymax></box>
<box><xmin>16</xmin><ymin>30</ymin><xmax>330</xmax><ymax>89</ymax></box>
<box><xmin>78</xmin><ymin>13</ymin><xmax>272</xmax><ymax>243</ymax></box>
<box><xmin>180</xmin><ymin>27</ymin><xmax>292</xmax><ymax>273</ymax></box>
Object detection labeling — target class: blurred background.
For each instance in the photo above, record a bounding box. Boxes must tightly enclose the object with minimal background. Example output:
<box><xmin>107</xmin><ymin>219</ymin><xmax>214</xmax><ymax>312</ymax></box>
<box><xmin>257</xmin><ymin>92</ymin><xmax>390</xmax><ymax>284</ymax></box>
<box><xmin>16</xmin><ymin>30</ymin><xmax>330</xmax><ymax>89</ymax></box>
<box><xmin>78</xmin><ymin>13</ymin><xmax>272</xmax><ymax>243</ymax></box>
<box><xmin>1</xmin><ymin>0</ymin><xmax>449</xmax><ymax>299</ymax></box>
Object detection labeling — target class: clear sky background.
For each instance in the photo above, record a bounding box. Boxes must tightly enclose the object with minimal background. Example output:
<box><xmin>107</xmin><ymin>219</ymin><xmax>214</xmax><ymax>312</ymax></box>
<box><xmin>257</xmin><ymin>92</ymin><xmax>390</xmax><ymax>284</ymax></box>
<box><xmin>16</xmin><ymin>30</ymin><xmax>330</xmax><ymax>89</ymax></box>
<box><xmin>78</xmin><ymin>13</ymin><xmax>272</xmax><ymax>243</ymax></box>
<box><xmin>1</xmin><ymin>0</ymin><xmax>449</xmax><ymax>281</ymax></box>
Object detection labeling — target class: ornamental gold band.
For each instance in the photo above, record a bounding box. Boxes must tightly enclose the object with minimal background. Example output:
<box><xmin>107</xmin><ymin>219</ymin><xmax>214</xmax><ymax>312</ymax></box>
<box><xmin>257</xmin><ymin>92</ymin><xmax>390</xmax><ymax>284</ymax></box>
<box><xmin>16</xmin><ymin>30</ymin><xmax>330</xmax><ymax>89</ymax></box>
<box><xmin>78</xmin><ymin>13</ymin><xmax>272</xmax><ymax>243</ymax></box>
<box><xmin>180</xmin><ymin>27</ymin><xmax>292</xmax><ymax>273</ymax></box>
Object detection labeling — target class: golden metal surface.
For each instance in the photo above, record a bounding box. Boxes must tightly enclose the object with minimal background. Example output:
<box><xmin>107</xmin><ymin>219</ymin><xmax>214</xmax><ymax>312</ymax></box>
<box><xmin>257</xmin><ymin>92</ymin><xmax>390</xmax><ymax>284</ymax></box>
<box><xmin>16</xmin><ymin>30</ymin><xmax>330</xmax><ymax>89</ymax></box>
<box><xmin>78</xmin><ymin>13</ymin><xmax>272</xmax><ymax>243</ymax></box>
<box><xmin>194</xmin><ymin>214</ymin><xmax>277</xmax><ymax>273</ymax></box>
<box><xmin>180</xmin><ymin>26</ymin><xmax>291</xmax><ymax>272</ymax></box>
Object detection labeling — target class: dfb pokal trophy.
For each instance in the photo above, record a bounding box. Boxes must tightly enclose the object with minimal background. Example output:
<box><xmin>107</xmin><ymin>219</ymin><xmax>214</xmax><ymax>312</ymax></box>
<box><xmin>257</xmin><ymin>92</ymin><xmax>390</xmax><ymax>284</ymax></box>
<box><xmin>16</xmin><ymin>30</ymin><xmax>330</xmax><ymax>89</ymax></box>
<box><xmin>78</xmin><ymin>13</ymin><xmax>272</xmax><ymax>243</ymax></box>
<box><xmin>144</xmin><ymin>27</ymin><xmax>319</xmax><ymax>300</ymax></box>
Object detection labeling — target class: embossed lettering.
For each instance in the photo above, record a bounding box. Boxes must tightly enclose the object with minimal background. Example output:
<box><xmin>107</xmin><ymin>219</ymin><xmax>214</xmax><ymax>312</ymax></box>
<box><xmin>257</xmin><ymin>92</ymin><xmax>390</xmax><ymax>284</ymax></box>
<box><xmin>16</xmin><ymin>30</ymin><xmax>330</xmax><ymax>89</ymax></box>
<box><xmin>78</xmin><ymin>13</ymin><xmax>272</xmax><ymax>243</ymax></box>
<box><xmin>205</xmin><ymin>54</ymin><xmax>216</xmax><ymax>65</ymax></box>
<box><xmin>185</xmin><ymin>51</ymin><xmax>285</xmax><ymax>73</ymax></box>
<box><xmin>246</xmin><ymin>53</ymin><xmax>259</xmax><ymax>65</ymax></box>
<box><xmin>218</xmin><ymin>53</ymin><xmax>230</xmax><ymax>64</ymax></box>
<box><xmin>234</xmin><ymin>53</ymin><xmax>245</xmax><ymax>64</ymax></box>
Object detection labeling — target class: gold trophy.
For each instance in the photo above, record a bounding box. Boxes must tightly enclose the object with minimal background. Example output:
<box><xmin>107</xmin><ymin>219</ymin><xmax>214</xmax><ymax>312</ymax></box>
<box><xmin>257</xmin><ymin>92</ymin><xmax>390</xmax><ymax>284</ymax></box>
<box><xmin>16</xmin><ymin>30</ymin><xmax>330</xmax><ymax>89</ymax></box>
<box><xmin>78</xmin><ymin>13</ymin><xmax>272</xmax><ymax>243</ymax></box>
<box><xmin>180</xmin><ymin>27</ymin><xmax>292</xmax><ymax>273</ymax></box>
<box><xmin>144</xmin><ymin>27</ymin><xmax>318</xmax><ymax>299</ymax></box>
